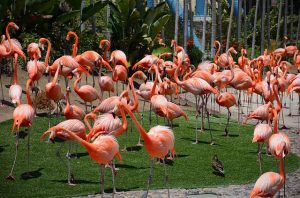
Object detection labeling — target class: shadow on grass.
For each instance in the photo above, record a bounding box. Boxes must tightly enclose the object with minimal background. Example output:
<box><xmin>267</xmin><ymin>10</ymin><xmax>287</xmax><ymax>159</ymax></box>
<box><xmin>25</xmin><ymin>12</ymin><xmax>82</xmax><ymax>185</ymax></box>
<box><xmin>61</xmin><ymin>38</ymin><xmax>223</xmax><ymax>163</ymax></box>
<box><xmin>51</xmin><ymin>179</ymin><xmax>99</xmax><ymax>184</ymax></box>
<box><xmin>36</xmin><ymin>112</ymin><xmax>49</xmax><ymax>117</ymax></box>
<box><xmin>180</xmin><ymin>137</ymin><xmax>220</xmax><ymax>146</ymax></box>
<box><xmin>21</xmin><ymin>168</ymin><xmax>44</xmax><ymax>180</ymax></box>
<box><xmin>70</xmin><ymin>152</ymin><xmax>89</xmax><ymax>158</ymax></box>
<box><xmin>18</xmin><ymin>130</ymin><xmax>29</xmax><ymax>139</ymax></box>
<box><xmin>101</xmin><ymin>187</ymin><xmax>139</xmax><ymax>194</ymax></box>
<box><xmin>0</xmin><ymin>144</ymin><xmax>8</xmax><ymax>153</ymax></box>
<box><xmin>116</xmin><ymin>164</ymin><xmax>147</xmax><ymax>169</ymax></box>
<box><xmin>186</xmin><ymin>126</ymin><xmax>220</xmax><ymax>132</ymax></box>
<box><xmin>212</xmin><ymin>171</ymin><xmax>225</xmax><ymax>177</ymax></box>
<box><xmin>123</xmin><ymin>145</ymin><xmax>142</xmax><ymax>152</ymax></box>
<box><xmin>221</xmin><ymin>134</ymin><xmax>239</xmax><ymax>137</ymax></box>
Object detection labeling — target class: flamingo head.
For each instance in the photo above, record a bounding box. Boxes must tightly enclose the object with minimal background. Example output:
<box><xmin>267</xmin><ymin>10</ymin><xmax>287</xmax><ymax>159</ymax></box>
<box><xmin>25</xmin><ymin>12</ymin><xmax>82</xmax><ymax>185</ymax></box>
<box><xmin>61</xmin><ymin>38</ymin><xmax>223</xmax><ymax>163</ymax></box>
<box><xmin>8</xmin><ymin>22</ymin><xmax>19</xmax><ymax>30</ymax></box>
<box><xmin>275</xmin><ymin>141</ymin><xmax>287</xmax><ymax>158</ymax></box>
<box><xmin>66</xmin><ymin>31</ymin><xmax>77</xmax><ymax>40</ymax></box>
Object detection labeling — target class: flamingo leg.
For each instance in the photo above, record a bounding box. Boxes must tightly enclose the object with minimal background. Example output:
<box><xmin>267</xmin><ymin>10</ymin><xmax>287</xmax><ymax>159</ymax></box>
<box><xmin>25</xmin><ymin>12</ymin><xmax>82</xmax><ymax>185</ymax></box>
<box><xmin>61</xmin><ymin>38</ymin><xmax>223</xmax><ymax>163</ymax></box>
<box><xmin>25</xmin><ymin>127</ymin><xmax>32</xmax><ymax>177</ymax></box>
<box><xmin>225</xmin><ymin>108</ymin><xmax>231</xmax><ymax>136</ymax></box>
<box><xmin>137</xmin><ymin>100</ymin><xmax>145</xmax><ymax>146</ymax></box>
<box><xmin>100</xmin><ymin>165</ymin><xmax>105</xmax><ymax>197</ymax></box>
<box><xmin>288</xmin><ymin>94</ymin><xmax>292</xmax><ymax>116</ymax></box>
<box><xmin>143</xmin><ymin>159</ymin><xmax>154</xmax><ymax>198</ymax></box>
<box><xmin>257</xmin><ymin>143</ymin><xmax>263</xmax><ymax>175</ymax></box>
<box><xmin>200</xmin><ymin>96</ymin><xmax>204</xmax><ymax>131</ymax></box>
<box><xmin>6</xmin><ymin>130</ymin><xmax>20</xmax><ymax>180</ymax></box>
<box><xmin>149</xmin><ymin>103</ymin><xmax>152</xmax><ymax>127</ymax></box>
<box><xmin>204</xmin><ymin>95</ymin><xmax>214</xmax><ymax>145</ymax></box>
<box><xmin>116</xmin><ymin>82</ymin><xmax>119</xmax><ymax>96</ymax></box>
<box><xmin>163</xmin><ymin>159</ymin><xmax>170</xmax><ymax>198</ymax></box>
<box><xmin>66</xmin><ymin>143</ymin><xmax>75</xmax><ymax>185</ymax></box>
<box><xmin>0</xmin><ymin>67</ymin><xmax>5</xmax><ymax>106</ymax></box>
<box><xmin>110</xmin><ymin>162</ymin><xmax>117</xmax><ymax>194</ymax></box>
<box><xmin>280</xmin><ymin>94</ymin><xmax>289</xmax><ymax>129</ymax></box>
<box><xmin>193</xmin><ymin>95</ymin><xmax>199</xmax><ymax>144</ymax></box>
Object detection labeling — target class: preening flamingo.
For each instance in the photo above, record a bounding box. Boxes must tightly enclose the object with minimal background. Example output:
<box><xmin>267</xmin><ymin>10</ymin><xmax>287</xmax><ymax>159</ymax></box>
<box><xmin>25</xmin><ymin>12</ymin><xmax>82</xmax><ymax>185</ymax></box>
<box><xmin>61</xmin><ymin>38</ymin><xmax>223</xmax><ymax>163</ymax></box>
<box><xmin>119</xmin><ymin>102</ymin><xmax>175</xmax><ymax>198</ymax></box>
<box><xmin>6</xmin><ymin>79</ymin><xmax>35</xmax><ymax>180</ymax></box>
<box><xmin>42</xmin><ymin>125</ymin><xmax>122</xmax><ymax>196</ymax></box>
<box><xmin>1</xmin><ymin>22</ymin><xmax>22</xmax><ymax>105</ymax></box>
<box><xmin>9</xmin><ymin>51</ymin><xmax>22</xmax><ymax>106</ymax></box>
<box><xmin>40</xmin><ymin>119</ymin><xmax>86</xmax><ymax>185</ymax></box>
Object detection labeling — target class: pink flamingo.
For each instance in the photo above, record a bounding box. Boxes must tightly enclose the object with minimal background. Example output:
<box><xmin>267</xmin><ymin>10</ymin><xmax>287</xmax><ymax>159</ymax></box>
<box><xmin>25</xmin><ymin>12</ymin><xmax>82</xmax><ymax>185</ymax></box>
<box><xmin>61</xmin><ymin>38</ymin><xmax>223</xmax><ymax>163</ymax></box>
<box><xmin>6</xmin><ymin>79</ymin><xmax>35</xmax><ymax>180</ymax></box>
<box><xmin>40</xmin><ymin>119</ymin><xmax>86</xmax><ymax>185</ymax></box>
<box><xmin>119</xmin><ymin>102</ymin><xmax>175</xmax><ymax>197</ymax></box>
<box><xmin>73</xmin><ymin>74</ymin><xmax>101</xmax><ymax>112</ymax></box>
<box><xmin>64</xmin><ymin>86</ymin><xmax>85</xmax><ymax>120</ymax></box>
<box><xmin>41</xmin><ymin>124</ymin><xmax>122</xmax><ymax>195</ymax></box>
<box><xmin>9</xmin><ymin>51</ymin><xmax>22</xmax><ymax>106</ymax></box>
<box><xmin>112</xmin><ymin>64</ymin><xmax>128</xmax><ymax>95</ymax></box>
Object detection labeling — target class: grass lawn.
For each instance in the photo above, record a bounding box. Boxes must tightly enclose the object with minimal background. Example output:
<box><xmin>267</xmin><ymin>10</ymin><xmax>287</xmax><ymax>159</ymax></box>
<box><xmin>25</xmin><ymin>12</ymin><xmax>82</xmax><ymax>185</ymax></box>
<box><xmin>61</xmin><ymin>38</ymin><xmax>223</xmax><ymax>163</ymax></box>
<box><xmin>0</xmin><ymin>111</ymin><xmax>299</xmax><ymax>198</ymax></box>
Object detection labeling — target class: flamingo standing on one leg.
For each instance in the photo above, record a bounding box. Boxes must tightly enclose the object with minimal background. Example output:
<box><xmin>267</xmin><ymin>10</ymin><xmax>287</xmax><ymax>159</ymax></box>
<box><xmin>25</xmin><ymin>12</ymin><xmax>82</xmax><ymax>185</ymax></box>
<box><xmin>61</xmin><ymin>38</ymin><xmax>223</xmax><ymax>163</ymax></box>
<box><xmin>216</xmin><ymin>92</ymin><xmax>237</xmax><ymax>136</ymax></box>
<box><xmin>6</xmin><ymin>79</ymin><xmax>35</xmax><ymax>180</ymax></box>
<box><xmin>9</xmin><ymin>51</ymin><xmax>22</xmax><ymax>106</ymax></box>
<box><xmin>119</xmin><ymin>102</ymin><xmax>175</xmax><ymax>198</ymax></box>
<box><xmin>41</xmin><ymin>125</ymin><xmax>122</xmax><ymax>197</ymax></box>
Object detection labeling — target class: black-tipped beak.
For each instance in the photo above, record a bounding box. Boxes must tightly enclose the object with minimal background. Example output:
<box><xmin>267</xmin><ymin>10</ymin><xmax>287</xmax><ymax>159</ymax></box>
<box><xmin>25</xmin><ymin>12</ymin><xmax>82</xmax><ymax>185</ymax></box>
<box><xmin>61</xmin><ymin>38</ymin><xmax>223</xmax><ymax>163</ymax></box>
<box><xmin>50</xmin><ymin>138</ymin><xmax>55</xmax><ymax>144</ymax></box>
<box><xmin>144</xmin><ymin>79</ymin><xmax>147</xmax><ymax>84</ymax></box>
<box><xmin>111</xmin><ymin>112</ymin><xmax>116</xmax><ymax>118</ymax></box>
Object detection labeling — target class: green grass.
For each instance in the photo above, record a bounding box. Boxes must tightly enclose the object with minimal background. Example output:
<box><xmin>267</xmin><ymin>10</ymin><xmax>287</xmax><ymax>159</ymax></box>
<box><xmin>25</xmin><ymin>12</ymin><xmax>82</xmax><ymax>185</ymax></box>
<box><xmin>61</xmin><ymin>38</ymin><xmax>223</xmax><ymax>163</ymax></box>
<box><xmin>0</xmin><ymin>111</ymin><xmax>299</xmax><ymax>198</ymax></box>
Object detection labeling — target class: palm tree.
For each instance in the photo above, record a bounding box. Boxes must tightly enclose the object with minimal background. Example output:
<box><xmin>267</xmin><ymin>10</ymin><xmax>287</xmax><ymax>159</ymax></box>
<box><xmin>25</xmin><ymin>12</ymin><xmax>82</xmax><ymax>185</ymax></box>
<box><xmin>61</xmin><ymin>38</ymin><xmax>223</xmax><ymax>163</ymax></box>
<box><xmin>276</xmin><ymin>0</ymin><xmax>283</xmax><ymax>44</ymax></box>
<box><xmin>189</xmin><ymin>0</ymin><xmax>193</xmax><ymax>40</ymax></box>
<box><xmin>284</xmin><ymin>0</ymin><xmax>288</xmax><ymax>37</ymax></box>
<box><xmin>243</xmin><ymin>0</ymin><xmax>248</xmax><ymax>49</ymax></box>
<box><xmin>251</xmin><ymin>0</ymin><xmax>260</xmax><ymax>59</ymax></box>
<box><xmin>202</xmin><ymin>0</ymin><xmax>208</xmax><ymax>54</ymax></box>
<box><xmin>290</xmin><ymin>0</ymin><xmax>294</xmax><ymax>41</ymax></box>
<box><xmin>90</xmin><ymin>0</ymin><xmax>96</xmax><ymax>33</ymax></box>
<box><xmin>218</xmin><ymin>0</ymin><xmax>222</xmax><ymax>42</ymax></box>
<box><xmin>261</xmin><ymin>0</ymin><xmax>266</xmax><ymax>54</ymax></box>
<box><xmin>80</xmin><ymin>0</ymin><xmax>86</xmax><ymax>32</ymax></box>
<box><xmin>184</xmin><ymin>0</ymin><xmax>188</xmax><ymax>51</ymax></box>
<box><xmin>211</xmin><ymin>0</ymin><xmax>216</xmax><ymax>56</ymax></box>
<box><xmin>175</xmin><ymin>0</ymin><xmax>179</xmax><ymax>43</ymax></box>
<box><xmin>297</xmin><ymin>10</ymin><xmax>300</xmax><ymax>45</ymax></box>
<box><xmin>237</xmin><ymin>0</ymin><xmax>242</xmax><ymax>48</ymax></box>
<box><xmin>226</xmin><ymin>0</ymin><xmax>235</xmax><ymax>51</ymax></box>
<box><xmin>267</xmin><ymin>0</ymin><xmax>271</xmax><ymax>48</ymax></box>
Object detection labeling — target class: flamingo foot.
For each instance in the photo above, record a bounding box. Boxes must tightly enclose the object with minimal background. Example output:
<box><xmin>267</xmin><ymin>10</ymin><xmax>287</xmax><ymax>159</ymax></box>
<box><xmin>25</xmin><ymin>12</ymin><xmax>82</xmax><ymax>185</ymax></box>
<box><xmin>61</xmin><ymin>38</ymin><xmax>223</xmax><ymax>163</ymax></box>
<box><xmin>210</xmin><ymin>141</ymin><xmax>215</xmax><ymax>145</ymax></box>
<box><xmin>225</xmin><ymin>128</ymin><xmax>229</xmax><ymax>137</ymax></box>
<box><xmin>6</xmin><ymin>175</ymin><xmax>15</xmax><ymax>181</ymax></box>
<box><xmin>68</xmin><ymin>174</ymin><xmax>76</xmax><ymax>186</ymax></box>
<box><xmin>192</xmin><ymin>141</ymin><xmax>198</xmax><ymax>144</ymax></box>
<box><xmin>121</xmin><ymin>147</ymin><xmax>127</xmax><ymax>152</ymax></box>
<box><xmin>136</xmin><ymin>143</ymin><xmax>143</xmax><ymax>147</ymax></box>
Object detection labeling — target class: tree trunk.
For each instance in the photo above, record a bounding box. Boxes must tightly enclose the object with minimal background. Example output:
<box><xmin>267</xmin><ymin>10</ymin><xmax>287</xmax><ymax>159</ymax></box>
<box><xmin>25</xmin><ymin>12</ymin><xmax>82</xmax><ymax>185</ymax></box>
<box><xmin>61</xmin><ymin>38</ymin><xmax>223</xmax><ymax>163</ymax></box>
<box><xmin>237</xmin><ymin>0</ymin><xmax>242</xmax><ymax>48</ymax></box>
<box><xmin>80</xmin><ymin>0</ymin><xmax>86</xmax><ymax>32</ymax></box>
<box><xmin>211</xmin><ymin>0</ymin><xmax>216</xmax><ymax>56</ymax></box>
<box><xmin>175</xmin><ymin>0</ymin><xmax>179</xmax><ymax>44</ymax></box>
<box><xmin>218</xmin><ymin>0</ymin><xmax>222</xmax><ymax>42</ymax></box>
<box><xmin>90</xmin><ymin>0</ymin><xmax>96</xmax><ymax>33</ymax></box>
<box><xmin>189</xmin><ymin>0</ymin><xmax>193</xmax><ymax>40</ymax></box>
<box><xmin>261</xmin><ymin>0</ymin><xmax>266</xmax><ymax>54</ymax></box>
<box><xmin>290</xmin><ymin>0</ymin><xmax>293</xmax><ymax>41</ymax></box>
<box><xmin>284</xmin><ymin>0</ymin><xmax>288</xmax><ymax>37</ymax></box>
<box><xmin>296</xmin><ymin>10</ymin><xmax>300</xmax><ymax>45</ymax></box>
<box><xmin>267</xmin><ymin>0</ymin><xmax>271</xmax><ymax>48</ymax></box>
<box><xmin>106</xmin><ymin>4</ymin><xmax>110</xmax><ymax>39</ymax></box>
<box><xmin>226</xmin><ymin>0</ymin><xmax>235</xmax><ymax>51</ymax></box>
<box><xmin>184</xmin><ymin>0</ymin><xmax>188</xmax><ymax>51</ymax></box>
<box><xmin>202</xmin><ymin>0</ymin><xmax>208</xmax><ymax>53</ymax></box>
<box><xmin>276</xmin><ymin>0</ymin><xmax>283</xmax><ymax>44</ymax></box>
<box><xmin>251</xmin><ymin>0</ymin><xmax>260</xmax><ymax>59</ymax></box>
<box><xmin>243</xmin><ymin>0</ymin><xmax>248</xmax><ymax>49</ymax></box>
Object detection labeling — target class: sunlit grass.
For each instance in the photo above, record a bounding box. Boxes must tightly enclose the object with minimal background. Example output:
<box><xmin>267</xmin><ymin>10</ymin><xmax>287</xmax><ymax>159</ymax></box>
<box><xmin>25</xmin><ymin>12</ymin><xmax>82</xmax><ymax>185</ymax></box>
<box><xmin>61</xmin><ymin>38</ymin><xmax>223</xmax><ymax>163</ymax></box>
<box><xmin>0</xmin><ymin>111</ymin><xmax>299</xmax><ymax>198</ymax></box>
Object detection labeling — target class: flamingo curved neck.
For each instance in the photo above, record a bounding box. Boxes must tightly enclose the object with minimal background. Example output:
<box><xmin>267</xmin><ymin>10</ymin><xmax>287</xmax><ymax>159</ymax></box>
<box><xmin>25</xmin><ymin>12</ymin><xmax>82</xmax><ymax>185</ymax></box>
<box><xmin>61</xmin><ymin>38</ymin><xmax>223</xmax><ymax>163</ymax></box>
<box><xmin>121</xmin><ymin>103</ymin><xmax>151</xmax><ymax>145</ymax></box>
<box><xmin>279</xmin><ymin>158</ymin><xmax>285</xmax><ymax>181</ymax></box>
<box><xmin>214</xmin><ymin>41</ymin><xmax>221</xmax><ymax>64</ymax></box>
<box><xmin>5</xmin><ymin>23</ymin><xmax>13</xmax><ymax>56</ymax></box>
<box><xmin>13</xmin><ymin>56</ymin><xmax>18</xmax><ymax>84</ymax></box>
<box><xmin>73</xmin><ymin>76</ymin><xmax>82</xmax><ymax>93</ymax></box>
<box><xmin>103</xmin><ymin>40</ymin><xmax>111</xmax><ymax>62</ymax></box>
<box><xmin>44</xmin><ymin>39</ymin><xmax>52</xmax><ymax>67</ymax></box>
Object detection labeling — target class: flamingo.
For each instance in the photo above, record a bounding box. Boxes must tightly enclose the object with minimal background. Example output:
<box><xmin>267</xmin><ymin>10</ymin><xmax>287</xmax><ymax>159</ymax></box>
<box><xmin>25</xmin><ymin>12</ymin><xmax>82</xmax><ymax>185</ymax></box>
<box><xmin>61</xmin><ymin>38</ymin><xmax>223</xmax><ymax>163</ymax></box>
<box><xmin>40</xmin><ymin>119</ymin><xmax>86</xmax><ymax>185</ymax></box>
<box><xmin>252</xmin><ymin>123</ymin><xmax>273</xmax><ymax>174</ymax></box>
<box><xmin>244</xmin><ymin>102</ymin><xmax>273</xmax><ymax>124</ymax></box>
<box><xmin>64</xmin><ymin>86</ymin><xmax>85</xmax><ymax>120</ymax></box>
<box><xmin>174</xmin><ymin>47</ymin><xmax>218</xmax><ymax>144</ymax></box>
<box><xmin>215</xmin><ymin>92</ymin><xmax>237</xmax><ymax>136</ymax></box>
<box><xmin>249</xmin><ymin>157</ymin><xmax>285</xmax><ymax>198</ymax></box>
<box><xmin>98</xmin><ymin>74</ymin><xmax>114</xmax><ymax>97</ymax></box>
<box><xmin>8</xmin><ymin>51</ymin><xmax>22</xmax><ymax>106</ymax></box>
<box><xmin>214</xmin><ymin>41</ymin><xmax>235</xmax><ymax>67</ymax></box>
<box><xmin>73</xmin><ymin>74</ymin><xmax>101</xmax><ymax>112</ymax></box>
<box><xmin>6</xmin><ymin>79</ymin><xmax>35</xmax><ymax>180</ymax></box>
<box><xmin>119</xmin><ymin>102</ymin><xmax>175</xmax><ymax>198</ymax></box>
<box><xmin>112</xmin><ymin>64</ymin><xmax>128</xmax><ymax>95</ymax></box>
<box><xmin>41</xmin><ymin>125</ymin><xmax>122</xmax><ymax>196</ymax></box>
<box><xmin>0</xmin><ymin>22</ymin><xmax>23</xmax><ymax>106</ymax></box>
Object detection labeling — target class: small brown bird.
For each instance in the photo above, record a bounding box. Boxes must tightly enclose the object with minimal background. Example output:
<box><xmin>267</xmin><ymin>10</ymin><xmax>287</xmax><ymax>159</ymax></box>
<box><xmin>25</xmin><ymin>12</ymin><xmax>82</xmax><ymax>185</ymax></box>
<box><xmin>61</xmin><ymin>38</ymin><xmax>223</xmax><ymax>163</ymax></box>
<box><xmin>212</xmin><ymin>155</ymin><xmax>224</xmax><ymax>175</ymax></box>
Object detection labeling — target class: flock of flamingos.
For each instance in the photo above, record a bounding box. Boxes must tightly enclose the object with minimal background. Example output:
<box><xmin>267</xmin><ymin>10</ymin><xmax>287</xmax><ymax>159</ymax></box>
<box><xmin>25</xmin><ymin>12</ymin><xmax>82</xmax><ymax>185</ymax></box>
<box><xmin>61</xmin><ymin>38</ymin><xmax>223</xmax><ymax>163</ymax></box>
<box><xmin>1</xmin><ymin>21</ymin><xmax>299</xmax><ymax>197</ymax></box>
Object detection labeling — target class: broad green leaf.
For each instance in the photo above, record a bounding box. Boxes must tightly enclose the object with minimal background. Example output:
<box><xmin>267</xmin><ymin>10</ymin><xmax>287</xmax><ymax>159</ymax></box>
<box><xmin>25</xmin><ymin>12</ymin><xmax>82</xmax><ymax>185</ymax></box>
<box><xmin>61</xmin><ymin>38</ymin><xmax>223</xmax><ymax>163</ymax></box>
<box><xmin>82</xmin><ymin>0</ymin><xmax>108</xmax><ymax>22</ymax></box>
<box><xmin>56</xmin><ymin>10</ymin><xmax>80</xmax><ymax>24</ymax></box>
<box><xmin>149</xmin><ymin>14</ymin><xmax>170</xmax><ymax>39</ymax></box>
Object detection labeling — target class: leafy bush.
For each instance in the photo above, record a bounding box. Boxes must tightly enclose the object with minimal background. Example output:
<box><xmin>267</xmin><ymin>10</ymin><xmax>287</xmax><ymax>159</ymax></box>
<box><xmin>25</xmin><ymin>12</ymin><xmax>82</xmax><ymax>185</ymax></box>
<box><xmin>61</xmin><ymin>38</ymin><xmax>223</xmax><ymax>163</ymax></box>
<box><xmin>187</xmin><ymin>43</ymin><xmax>203</xmax><ymax>65</ymax></box>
